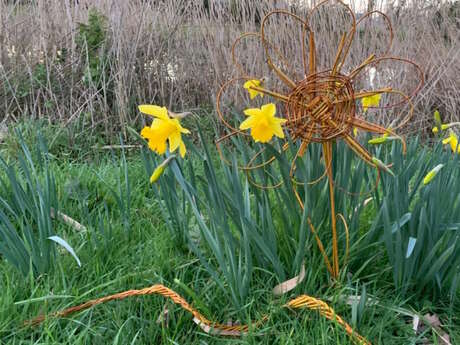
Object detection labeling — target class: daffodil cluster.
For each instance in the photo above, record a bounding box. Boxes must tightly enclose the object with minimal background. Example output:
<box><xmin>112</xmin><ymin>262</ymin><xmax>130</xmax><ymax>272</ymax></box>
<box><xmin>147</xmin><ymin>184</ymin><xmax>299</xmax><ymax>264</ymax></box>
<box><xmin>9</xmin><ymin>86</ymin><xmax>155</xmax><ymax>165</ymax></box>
<box><xmin>431</xmin><ymin>110</ymin><xmax>460</xmax><ymax>154</ymax></box>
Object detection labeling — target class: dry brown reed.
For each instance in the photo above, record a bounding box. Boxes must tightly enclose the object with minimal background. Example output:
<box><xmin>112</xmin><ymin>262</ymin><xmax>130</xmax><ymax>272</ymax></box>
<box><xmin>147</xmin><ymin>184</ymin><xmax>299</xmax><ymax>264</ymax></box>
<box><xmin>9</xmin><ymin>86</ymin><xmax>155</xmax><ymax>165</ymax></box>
<box><xmin>0</xmin><ymin>0</ymin><xmax>458</xmax><ymax>137</ymax></box>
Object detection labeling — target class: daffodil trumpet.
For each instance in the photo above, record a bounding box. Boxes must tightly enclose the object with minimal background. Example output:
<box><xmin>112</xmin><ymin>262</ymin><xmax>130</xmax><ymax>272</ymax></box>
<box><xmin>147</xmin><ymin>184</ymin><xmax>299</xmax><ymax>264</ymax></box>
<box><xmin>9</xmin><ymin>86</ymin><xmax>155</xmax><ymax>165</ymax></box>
<box><xmin>423</xmin><ymin>164</ymin><xmax>444</xmax><ymax>185</ymax></box>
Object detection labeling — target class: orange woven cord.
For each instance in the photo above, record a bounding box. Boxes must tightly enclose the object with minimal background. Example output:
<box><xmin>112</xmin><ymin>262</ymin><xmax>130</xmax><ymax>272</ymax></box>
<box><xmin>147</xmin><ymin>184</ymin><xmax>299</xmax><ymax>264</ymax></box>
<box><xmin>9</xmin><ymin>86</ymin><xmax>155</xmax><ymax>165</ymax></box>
<box><xmin>27</xmin><ymin>283</ymin><xmax>370</xmax><ymax>344</ymax></box>
<box><xmin>27</xmin><ymin>284</ymin><xmax>253</xmax><ymax>334</ymax></box>
<box><xmin>286</xmin><ymin>295</ymin><xmax>371</xmax><ymax>345</ymax></box>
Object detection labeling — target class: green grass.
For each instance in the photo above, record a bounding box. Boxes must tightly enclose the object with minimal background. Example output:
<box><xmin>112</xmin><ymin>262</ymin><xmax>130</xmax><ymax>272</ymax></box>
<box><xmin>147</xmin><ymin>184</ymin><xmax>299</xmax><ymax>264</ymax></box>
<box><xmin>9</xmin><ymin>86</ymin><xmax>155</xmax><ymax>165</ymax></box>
<box><xmin>0</xmin><ymin>132</ymin><xmax>459</xmax><ymax>344</ymax></box>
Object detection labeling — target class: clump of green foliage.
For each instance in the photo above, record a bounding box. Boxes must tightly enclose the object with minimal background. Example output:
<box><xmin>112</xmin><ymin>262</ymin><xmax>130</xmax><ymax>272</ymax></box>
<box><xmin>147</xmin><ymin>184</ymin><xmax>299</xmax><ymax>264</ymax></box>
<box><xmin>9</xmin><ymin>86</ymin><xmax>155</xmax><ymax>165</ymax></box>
<box><xmin>76</xmin><ymin>8</ymin><xmax>112</xmax><ymax>91</ymax></box>
<box><xmin>369</xmin><ymin>138</ymin><xmax>460</xmax><ymax>301</ymax></box>
<box><xmin>0</xmin><ymin>133</ymin><xmax>80</xmax><ymax>277</ymax></box>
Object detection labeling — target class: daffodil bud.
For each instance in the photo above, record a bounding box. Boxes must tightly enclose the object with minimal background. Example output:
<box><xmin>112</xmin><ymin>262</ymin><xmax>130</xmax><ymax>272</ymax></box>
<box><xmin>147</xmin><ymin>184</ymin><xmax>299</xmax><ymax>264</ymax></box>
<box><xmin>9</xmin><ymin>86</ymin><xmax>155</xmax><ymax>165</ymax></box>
<box><xmin>442</xmin><ymin>136</ymin><xmax>452</xmax><ymax>145</ymax></box>
<box><xmin>150</xmin><ymin>155</ymin><xmax>176</xmax><ymax>184</ymax></box>
<box><xmin>434</xmin><ymin>110</ymin><xmax>441</xmax><ymax>124</ymax></box>
<box><xmin>150</xmin><ymin>165</ymin><xmax>166</xmax><ymax>183</ymax></box>
<box><xmin>368</xmin><ymin>133</ymin><xmax>388</xmax><ymax>144</ymax></box>
<box><xmin>433</xmin><ymin>124</ymin><xmax>449</xmax><ymax>134</ymax></box>
<box><xmin>371</xmin><ymin>157</ymin><xmax>395</xmax><ymax>177</ymax></box>
<box><xmin>423</xmin><ymin>164</ymin><xmax>444</xmax><ymax>185</ymax></box>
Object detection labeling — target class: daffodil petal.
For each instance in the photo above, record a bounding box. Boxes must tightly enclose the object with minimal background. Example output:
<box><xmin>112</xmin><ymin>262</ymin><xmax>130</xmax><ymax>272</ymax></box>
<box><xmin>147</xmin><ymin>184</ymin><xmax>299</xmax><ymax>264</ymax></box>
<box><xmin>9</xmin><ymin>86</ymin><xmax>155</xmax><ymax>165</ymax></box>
<box><xmin>179</xmin><ymin>141</ymin><xmax>186</xmax><ymax>158</ymax></box>
<box><xmin>243</xmin><ymin>79</ymin><xmax>261</xmax><ymax>89</ymax></box>
<box><xmin>243</xmin><ymin>79</ymin><xmax>263</xmax><ymax>99</ymax></box>
<box><xmin>180</xmin><ymin>127</ymin><xmax>191</xmax><ymax>134</ymax></box>
<box><xmin>273</xmin><ymin>122</ymin><xmax>285</xmax><ymax>138</ymax></box>
<box><xmin>243</xmin><ymin>108</ymin><xmax>261</xmax><ymax>117</ymax></box>
<box><xmin>240</xmin><ymin>116</ymin><xmax>256</xmax><ymax>130</ymax></box>
<box><xmin>248</xmin><ymin>89</ymin><xmax>258</xmax><ymax>99</ymax></box>
<box><xmin>169</xmin><ymin>131</ymin><xmax>181</xmax><ymax>152</ymax></box>
<box><xmin>138</xmin><ymin>105</ymin><xmax>169</xmax><ymax>120</ymax></box>
<box><xmin>261</xmin><ymin>103</ymin><xmax>276</xmax><ymax>117</ymax></box>
<box><xmin>361</xmin><ymin>93</ymin><xmax>381</xmax><ymax>113</ymax></box>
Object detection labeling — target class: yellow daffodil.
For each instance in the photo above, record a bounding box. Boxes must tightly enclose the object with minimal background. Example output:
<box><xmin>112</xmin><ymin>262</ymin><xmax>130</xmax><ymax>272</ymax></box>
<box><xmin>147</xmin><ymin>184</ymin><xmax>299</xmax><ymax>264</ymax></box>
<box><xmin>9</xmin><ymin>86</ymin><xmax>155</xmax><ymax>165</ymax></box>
<box><xmin>240</xmin><ymin>103</ymin><xmax>287</xmax><ymax>143</ymax></box>
<box><xmin>442</xmin><ymin>130</ymin><xmax>460</xmax><ymax>153</ymax></box>
<box><xmin>423</xmin><ymin>164</ymin><xmax>444</xmax><ymax>185</ymax></box>
<box><xmin>243</xmin><ymin>79</ymin><xmax>264</xmax><ymax>99</ymax></box>
<box><xmin>361</xmin><ymin>93</ymin><xmax>381</xmax><ymax>112</ymax></box>
<box><xmin>139</xmin><ymin>105</ymin><xmax>190</xmax><ymax>158</ymax></box>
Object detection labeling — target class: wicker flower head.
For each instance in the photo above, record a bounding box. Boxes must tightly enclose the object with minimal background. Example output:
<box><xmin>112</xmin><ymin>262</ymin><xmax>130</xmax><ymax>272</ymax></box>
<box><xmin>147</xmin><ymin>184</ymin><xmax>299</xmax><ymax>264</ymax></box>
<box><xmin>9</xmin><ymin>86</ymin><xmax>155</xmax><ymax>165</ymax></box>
<box><xmin>216</xmin><ymin>0</ymin><xmax>423</xmax><ymax>278</ymax></box>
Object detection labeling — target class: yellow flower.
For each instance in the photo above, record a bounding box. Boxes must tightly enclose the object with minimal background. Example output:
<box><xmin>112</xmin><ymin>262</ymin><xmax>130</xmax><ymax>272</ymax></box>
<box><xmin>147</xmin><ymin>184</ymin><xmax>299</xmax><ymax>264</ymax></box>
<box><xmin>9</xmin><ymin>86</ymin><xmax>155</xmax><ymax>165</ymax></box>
<box><xmin>353</xmin><ymin>127</ymin><xmax>358</xmax><ymax>137</ymax></box>
<box><xmin>240</xmin><ymin>103</ymin><xmax>287</xmax><ymax>143</ymax></box>
<box><xmin>361</xmin><ymin>93</ymin><xmax>381</xmax><ymax>112</ymax></box>
<box><xmin>243</xmin><ymin>79</ymin><xmax>264</xmax><ymax>99</ymax></box>
<box><xmin>442</xmin><ymin>131</ymin><xmax>460</xmax><ymax>153</ymax></box>
<box><xmin>139</xmin><ymin>105</ymin><xmax>190</xmax><ymax>158</ymax></box>
<box><xmin>423</xmin><ymin>164</ymin><xmax>444</xmax><ymax>185</ymax></box>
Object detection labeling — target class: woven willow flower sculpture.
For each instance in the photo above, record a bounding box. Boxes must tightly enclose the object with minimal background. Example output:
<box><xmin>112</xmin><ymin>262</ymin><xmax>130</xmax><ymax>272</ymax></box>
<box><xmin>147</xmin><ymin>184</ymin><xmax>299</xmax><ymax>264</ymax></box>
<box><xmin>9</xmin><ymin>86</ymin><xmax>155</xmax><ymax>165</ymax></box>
<box><xmin>216</xmin><ymin>1</ymin><xmax>423</xmax><ymax>279</ymax></box>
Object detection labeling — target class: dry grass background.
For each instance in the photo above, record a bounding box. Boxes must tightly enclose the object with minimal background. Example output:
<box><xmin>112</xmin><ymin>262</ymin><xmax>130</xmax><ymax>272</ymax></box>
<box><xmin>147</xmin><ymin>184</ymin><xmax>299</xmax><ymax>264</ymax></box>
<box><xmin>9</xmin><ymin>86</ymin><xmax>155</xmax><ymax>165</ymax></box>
<box><xmin>0</xmin><ymin>0</ymin><xmax>458</xmax><ymax>138</ymax></box>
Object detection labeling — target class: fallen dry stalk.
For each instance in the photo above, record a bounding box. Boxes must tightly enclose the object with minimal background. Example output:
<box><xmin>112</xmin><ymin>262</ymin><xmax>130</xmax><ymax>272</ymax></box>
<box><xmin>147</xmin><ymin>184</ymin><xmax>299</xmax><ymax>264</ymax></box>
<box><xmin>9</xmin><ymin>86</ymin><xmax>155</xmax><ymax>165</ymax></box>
<box><xmin>50</xmin><ymin>208</ymin><xmax>87</xmax><ymax>232</ymax></box>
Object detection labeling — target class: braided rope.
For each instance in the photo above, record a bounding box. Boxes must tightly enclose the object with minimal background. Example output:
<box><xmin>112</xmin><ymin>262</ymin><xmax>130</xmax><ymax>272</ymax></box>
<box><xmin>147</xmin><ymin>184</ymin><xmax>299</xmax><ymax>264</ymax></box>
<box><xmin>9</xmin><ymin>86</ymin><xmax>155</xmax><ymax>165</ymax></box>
<box><xmin>286</xmin><ymin>295</ymin><xmax>371</xmax><ymax>345</ymax></box>
<box><xmin>27</xmin><ymin>283</ymin><xmax>370</xmax><ymax>344</ymax></box>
